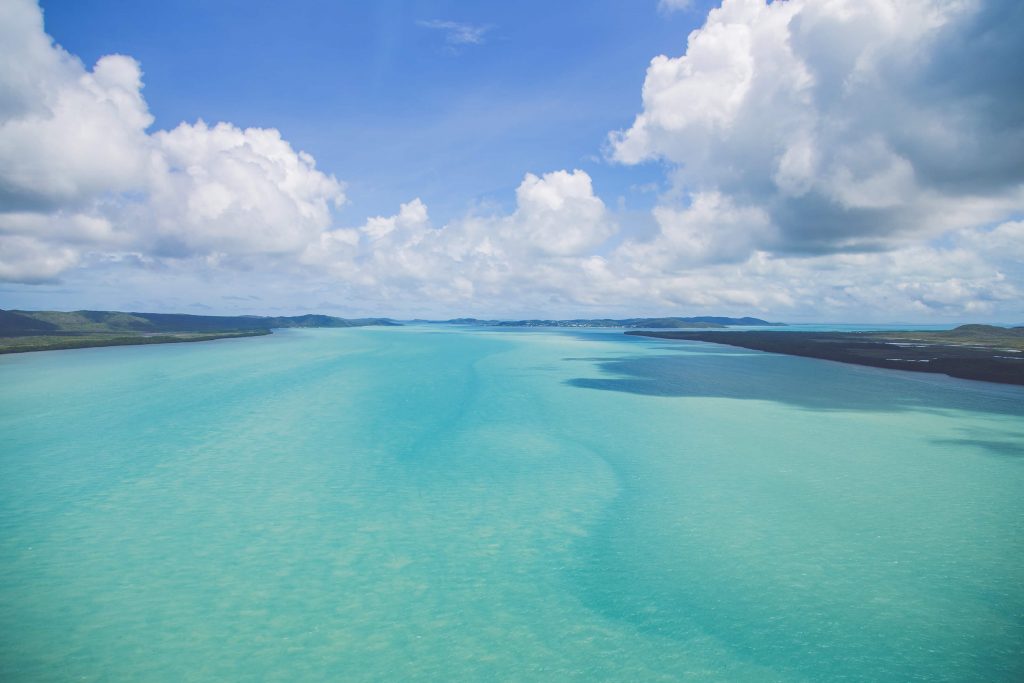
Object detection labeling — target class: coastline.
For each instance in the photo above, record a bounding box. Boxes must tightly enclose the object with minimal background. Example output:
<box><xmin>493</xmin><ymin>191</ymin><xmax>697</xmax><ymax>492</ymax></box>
<box><xmin>0</xmin><ymin>309</ymin><xmax>407</xmax><ymax>355</ymax></box>
<box><xmin>625</xmin><ymin>329</ymin><xmax>1024</xmax><ymax>386</ymax></box>
<box><xmin>0</xmin><ymin>329</ymin><xmax>271</xmax><ymax>355</ymax></box>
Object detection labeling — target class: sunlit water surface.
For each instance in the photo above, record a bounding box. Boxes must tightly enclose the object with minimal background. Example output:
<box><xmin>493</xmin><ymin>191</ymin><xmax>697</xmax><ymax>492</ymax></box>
<box><xmin>1</xmin><ymin>326</ymin><xmax>1022</xmax><ymax>681</ymax></box>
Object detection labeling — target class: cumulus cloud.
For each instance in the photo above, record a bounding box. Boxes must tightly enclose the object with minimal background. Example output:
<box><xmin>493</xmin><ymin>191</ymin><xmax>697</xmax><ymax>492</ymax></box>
<box><xmin>301</xmin><ymin>170</ymin><xmax>616</xmax><ymax>310</ymax></box>
<box><xmin>145</xmin><ymin>121</ymin><xmax>344</xmax><ymax>256</ymax></box>
<box><xmin>0</xmin><ymin>234</ymin><xmax>78</xmax><ymax>283</ymax></box>
<box><xmin>294</xmin><ymin>163</ymin><xmax>1013</xmax><ymax>320</ymax></box>
<box><xmin>611</xmin><ymin>0</ymin><xmax>1024</xmax><ymax>261</ymax></box>
<box><xmin>0</xmin><ymin>0</ymin><xmax>344</xmax><ymax>282</ymax></box>
<box><xmin>0</xmin><ymin>0</ymin><xmax>152</xmax><ymax>211</ymax></box>
<box><xmin>617</xmin><ymin>192</ymin><xmax>776</xmax><ymax>269</ymax></box>
<box><xmin>509</xmin><ymin>170</ymin><xmax>616</xmax><ymax>256</ymax></box>
<box><xmin>0</xmin><ymin>0</ymin><xmax>613</xmax><ymax>311</ymax></box>
<box><xmin>598</xmin><ymin>231</ymin><xmax>1020</xmax><ymax>321</ymax></box>
<box><xmin>964</xmin><ymin>220</ymin><xmax>1024</xmax><ymax>263</ymax></box>
<box><xmin>2</xmin><ymin>0</ymin><xmax>1022</xmax><ymax>322</ymax></box>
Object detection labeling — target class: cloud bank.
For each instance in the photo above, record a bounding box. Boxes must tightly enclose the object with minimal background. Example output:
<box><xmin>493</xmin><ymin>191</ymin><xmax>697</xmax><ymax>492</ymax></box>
<box><xmin>1</xmin><ymin>0</ymin><xmax>1022</xmax><ymax>321</ymax></box>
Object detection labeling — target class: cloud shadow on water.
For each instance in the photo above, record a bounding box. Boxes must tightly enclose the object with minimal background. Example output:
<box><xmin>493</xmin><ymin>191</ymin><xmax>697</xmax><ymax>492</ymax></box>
<box><xmin>565</xmin><ymin>340</ymin><xmax>1024</xmax><ymax>417</ymax></box>
<box><xmin>933</xmin><ymin>438</ymin><xmax>1024</xmax><ymax>458</ymax></box>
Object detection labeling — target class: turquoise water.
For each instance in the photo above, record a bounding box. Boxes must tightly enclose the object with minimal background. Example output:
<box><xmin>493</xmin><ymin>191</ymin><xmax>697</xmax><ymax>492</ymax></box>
<box><xmin>1</xmin><ymin>326</ymin><xmax>1022</xmax><ymax>681</ymax></box>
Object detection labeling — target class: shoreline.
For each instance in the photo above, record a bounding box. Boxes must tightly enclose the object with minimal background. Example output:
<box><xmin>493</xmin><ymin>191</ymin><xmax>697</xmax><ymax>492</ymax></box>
<box><xmin>0</xmin><ymin>329</ymin><xmax>272</xmax><ymax>355</ymax></box>
<box><xmin>625</xmin><ymin>329</ymin><xmax>1024</xmax><ymax>386</ymax></box>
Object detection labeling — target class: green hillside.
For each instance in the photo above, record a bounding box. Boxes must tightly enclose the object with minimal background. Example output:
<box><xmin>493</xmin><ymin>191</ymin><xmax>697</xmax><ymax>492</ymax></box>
<box><xmin>1</xmin><ymin>310</ymin><xmax>399</xmax><ymax>336</ymax></box>
<box><xmin>0</xmin><ymin>309</ymin><xmax>400</xmax><ymax>354</ymax></box>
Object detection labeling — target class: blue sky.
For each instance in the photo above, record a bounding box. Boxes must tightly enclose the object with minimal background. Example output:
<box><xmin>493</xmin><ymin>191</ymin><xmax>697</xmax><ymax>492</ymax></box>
<box><xmin>39</xmin><ymin>0</ymin><xmax>707</xmax><ymax>224</ymax></box>
<box><xmin>1</xmin><ymin>0</ymin><xmax>1022</xmax><ymax>321</ymax></box>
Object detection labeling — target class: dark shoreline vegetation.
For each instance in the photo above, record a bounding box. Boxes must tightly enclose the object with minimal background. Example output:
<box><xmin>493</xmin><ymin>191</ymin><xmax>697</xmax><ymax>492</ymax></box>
<box><xmin>0</xmin><ymin>309</ymin><xmax>399</xmax><ymax>354</ymax></box>
<box><xmin>0</xmin><ymin>329</ymin><xmax>272</xmax><ymax>353</ymax></box>
<box><xmin>626</xmin><ymin>326</ymin><xmax>1024</xmax><ymax>386</ymax></box>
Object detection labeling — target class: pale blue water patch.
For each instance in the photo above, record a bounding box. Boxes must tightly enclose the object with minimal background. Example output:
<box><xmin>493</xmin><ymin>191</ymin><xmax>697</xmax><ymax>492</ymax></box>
<box><xmin>1</xmin><ymin>327</ymin><xmax>1022</xmax><ymax>681</ymax></box>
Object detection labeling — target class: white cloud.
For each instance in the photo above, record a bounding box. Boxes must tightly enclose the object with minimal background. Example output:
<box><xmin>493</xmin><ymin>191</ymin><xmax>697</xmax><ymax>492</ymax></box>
<box><xmin>509</xmin><ymin>170</ymin><xmax>615</xmax><ymax>256</ymax></box>
<box><xmin>0</xmin><ymin>234</ymin><xmax>78</xmax><ymax>283</ymax></box>
<box><xmin>965</xmin><ymin>220</ymin><xmax>1024</xmax><ymax>263</ymax></box>
<box><xmin>2</xmin><ymin>0</ymin><xmax>1022</xmax><ymax>323</ymax></box>
<box><xmin>300</xmin><ymin>171</ymin><xmax>616</xmax><ymax>310</ymax></box>
<box><xmin>0</xmin><ymin>36</ymin><xmax>152</xmax><ymax>210</ymax></box>
<box><xmin>145</xmin><ymin>121</ymin><xmax>344</xmax><ymax>256</ymax></box>
<box><xmin>617</xmin><ymin>192</ymin><xmax>775</xmax><ymax>269</ymax></box>
<box><xmin>0</xmin><ymin>0</ymin><xmax>613</xmax><ymax>311</ymax></box>
<box><xmin>611</xmin><ymin>0</ymin><xmax>1024</xmax><ymax>261</ymax></box>
<box><xmin>0</xmin><ymin>0</ymin><xmax>345</xmax><ymax>282</ymax></box>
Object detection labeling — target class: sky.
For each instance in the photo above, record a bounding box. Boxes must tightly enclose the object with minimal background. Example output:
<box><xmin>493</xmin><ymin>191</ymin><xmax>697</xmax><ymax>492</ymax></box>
<box><xmin>1</xmin><ymin>0</ymin><xmax>1022</xmax><ymax>322</ymax></box>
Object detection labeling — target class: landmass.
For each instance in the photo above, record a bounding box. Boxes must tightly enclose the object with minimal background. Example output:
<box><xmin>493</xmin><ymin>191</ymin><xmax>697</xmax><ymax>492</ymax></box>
<box><xmin>0</xmin><ymin>309</ymin><xmax>399</xmax><ymax>354</ymax></box>
<box><xmin>625</xmin><ymin>325</ymin><xmax>1024</xmax><ymax>386</ymax></box>
<box><xmin>432</xmin><ymin>316</ymin><xmax>782</xmax><ymax>329</ymax></box>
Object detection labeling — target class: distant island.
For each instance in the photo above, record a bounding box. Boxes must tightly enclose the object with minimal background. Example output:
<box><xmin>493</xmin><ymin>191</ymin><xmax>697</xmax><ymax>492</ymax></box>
<box><xmin>626</xmin><ymin>325</ymin><xmax>1024</xmax><ymax>386</ymax></box>
<box><xmin>0</xmin><ymin>309</ymin><xmax>399</xmax><ymax>354</ymax></box>
<box><xmin>432</xmin><ymin>316</ymin><xmax>783</xmax><ymax>329</ymax></box>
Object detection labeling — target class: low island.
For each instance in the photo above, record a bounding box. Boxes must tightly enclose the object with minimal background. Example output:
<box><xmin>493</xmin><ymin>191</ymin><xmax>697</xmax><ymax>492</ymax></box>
<box><xmin>626</xmin><ymin>325</ymin><xmax>1024</xmax><ymax>386</ymax></box>
<box><xmin>434</xmin><ymin>316</ymin><xmax>782</xmax><ymax>329</ymax></box>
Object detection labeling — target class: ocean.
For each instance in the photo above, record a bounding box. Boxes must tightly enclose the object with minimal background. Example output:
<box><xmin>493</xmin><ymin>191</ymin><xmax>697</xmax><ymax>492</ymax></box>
<box><xmin>1</xmin><ymin>326</ymin><xmax>1022</xmax><ymax>681</ymax></box>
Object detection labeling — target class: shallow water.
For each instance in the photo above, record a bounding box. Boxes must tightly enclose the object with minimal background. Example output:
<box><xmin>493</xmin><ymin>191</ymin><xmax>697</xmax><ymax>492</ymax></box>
<box><xmin>1</xmin><ymin>326</ymin><xmax>1022</xmax><ymax>681</ymax></box>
